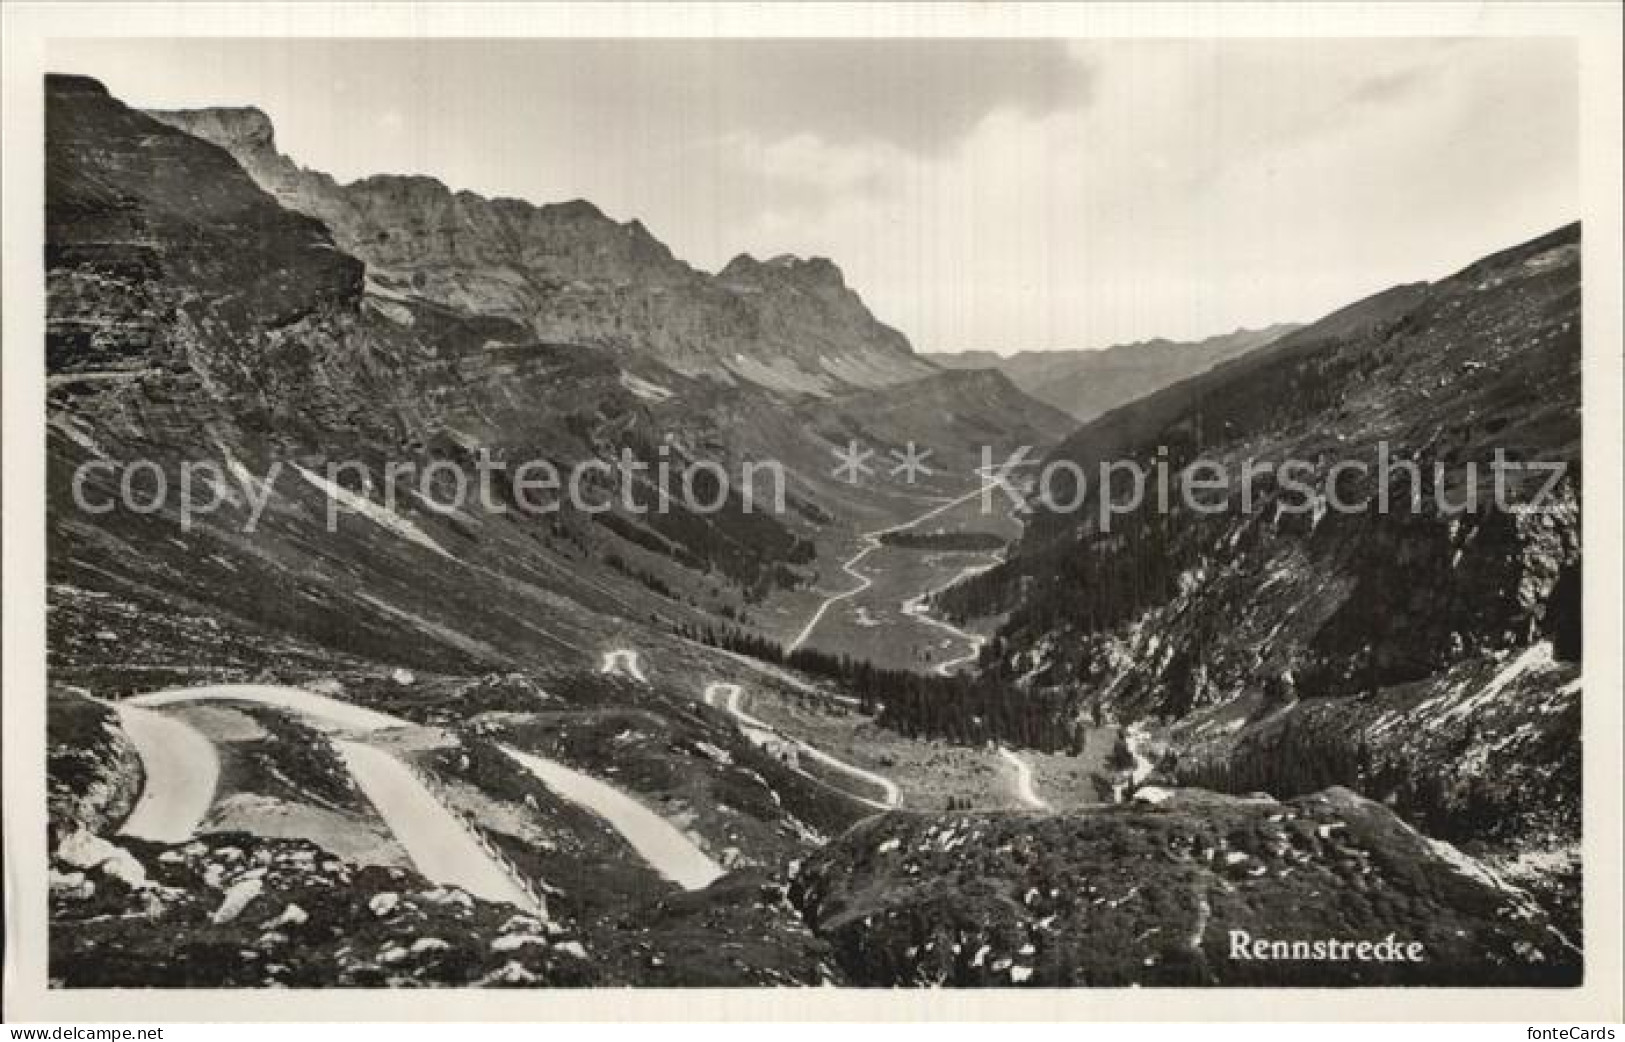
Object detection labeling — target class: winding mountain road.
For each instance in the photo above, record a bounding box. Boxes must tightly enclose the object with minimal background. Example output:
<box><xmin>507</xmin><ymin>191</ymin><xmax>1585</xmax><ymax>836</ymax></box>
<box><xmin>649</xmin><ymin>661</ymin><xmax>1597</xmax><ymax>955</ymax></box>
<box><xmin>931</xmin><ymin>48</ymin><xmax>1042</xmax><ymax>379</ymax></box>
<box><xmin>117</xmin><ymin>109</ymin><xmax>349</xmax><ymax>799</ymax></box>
<box><xmin>774</xmin><ymin>470</ymin><xmax>1064</xmax><ymax>811</ymax></box>
<box><xmin>1128</xmin><ymin>727</ymin><xmax>1158</xmax><ymax>785</ymax></box>
<box><xmin>703</xmin><ymin>681</ymin><xmax>901</xmax><ymax>810</ymax></box>
<box><xmin>115</xmin><ymin>703</ymin><xmax>220</xmax><ymax>842</ymax></box>
<box><xmin>787</xmin><ymin>476</ymin><xmax>1006</xmax><ymax>654</ymax></box>
<box><xmin>116</xmin><ymin>683</ymin><xmax>716</xmax><ymax>902</ymax></box>
<box><xmin>908</xmin><ymin>490</ymin><xmax>1027</xmax><ymax>676</ymax></box>
<box><xmin>902</xmin><ymin>565</ymin><xmax>999</xmax><ymax>677</ymax></box>
<box><xmin>599</xmin><ymin>649</ymin><xmax>648</xmax><ymax>684</ymax></box>
<box><xmin>128</xmin><ymin>683</ymin><xmax>407</xmax><ymax>734</ymax></box>
<box><xmin>335</xmin><ymin>739</ymin><xmax>545</xmax><ymax>913</ymax></box>
<box><xmin>998</xmin><ymin>746</ymin><xmax>1050</xmax><ymax>811</ymax></box>
<box><xmin>500</xmin><ymin>744</ymin><xmax>724</xmax><ymax>890</ymax></box>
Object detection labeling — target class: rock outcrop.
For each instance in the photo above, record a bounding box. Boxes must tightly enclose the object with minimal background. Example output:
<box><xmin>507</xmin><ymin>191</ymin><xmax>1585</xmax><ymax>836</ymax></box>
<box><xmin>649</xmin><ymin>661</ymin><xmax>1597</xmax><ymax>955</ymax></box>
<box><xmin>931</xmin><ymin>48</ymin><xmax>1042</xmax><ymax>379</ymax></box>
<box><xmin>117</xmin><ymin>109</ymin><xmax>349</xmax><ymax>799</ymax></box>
<box><xmin>791</xmin><ymin>789</ymin><xmax>1579</xmax><ymax>987</ymax></box>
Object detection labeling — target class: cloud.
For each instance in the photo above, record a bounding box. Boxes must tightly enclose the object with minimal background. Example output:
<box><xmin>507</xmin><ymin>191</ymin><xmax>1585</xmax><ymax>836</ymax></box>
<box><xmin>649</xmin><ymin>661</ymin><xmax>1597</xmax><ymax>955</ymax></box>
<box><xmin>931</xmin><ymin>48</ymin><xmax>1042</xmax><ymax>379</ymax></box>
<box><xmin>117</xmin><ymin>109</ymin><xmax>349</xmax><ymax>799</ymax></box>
<box><xmin>744</xmin><ymin>38</ymin><xmax>1576</xmax><ymax>351</ymax></box>
<box><xmin>720</xmin><ymin>131</ymin><xmax>905</xmax><ymax>218</ymax></box>
<box><xmin>684</xmin><ymin>40</ymin><xmax>1092</xmax><ymax>155</ymax></box>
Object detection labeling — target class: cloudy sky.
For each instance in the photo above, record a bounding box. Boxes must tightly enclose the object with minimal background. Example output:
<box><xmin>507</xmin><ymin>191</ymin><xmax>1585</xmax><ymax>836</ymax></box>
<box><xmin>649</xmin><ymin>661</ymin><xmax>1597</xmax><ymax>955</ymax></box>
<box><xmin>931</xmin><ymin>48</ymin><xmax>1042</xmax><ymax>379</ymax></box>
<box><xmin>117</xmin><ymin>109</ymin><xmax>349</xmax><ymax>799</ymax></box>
<box><xmin>53</xmin><ymin>38</ymin><xmax>1577</xmax><ymax>353</ymax></box>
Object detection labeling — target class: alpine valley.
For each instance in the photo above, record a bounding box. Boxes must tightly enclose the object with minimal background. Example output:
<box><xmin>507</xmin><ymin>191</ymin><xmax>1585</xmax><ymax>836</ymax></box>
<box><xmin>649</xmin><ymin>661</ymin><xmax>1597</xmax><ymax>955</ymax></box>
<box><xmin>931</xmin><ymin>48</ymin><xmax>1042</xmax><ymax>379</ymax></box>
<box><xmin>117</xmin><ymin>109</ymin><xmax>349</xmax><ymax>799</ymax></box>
<box><xmin>45</xmin><ymin>74</ymin><xmax>1582</xmax><ymax>988</ymax></box>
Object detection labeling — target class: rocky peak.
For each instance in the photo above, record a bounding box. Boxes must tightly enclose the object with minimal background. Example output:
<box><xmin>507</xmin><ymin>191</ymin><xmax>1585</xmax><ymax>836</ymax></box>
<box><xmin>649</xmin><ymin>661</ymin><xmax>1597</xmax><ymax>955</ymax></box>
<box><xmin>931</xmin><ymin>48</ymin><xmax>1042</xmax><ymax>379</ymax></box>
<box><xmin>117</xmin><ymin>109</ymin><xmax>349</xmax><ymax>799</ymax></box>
<box><xmin>790</xmin><ymin>256</ymin><xmax>845</xmax><ymax>286</ymax></box>
<box><xmin>353</xmin><ymin>172</ymin><xmax>452</xmax><ymax>194</ymax></box>
<box><xmin>721</xmin><ymin>252</ymin><xmax>846</xmax><ymax>290</ymax></box>
<box><xmin>538</xmin><ymin>198</ymin><xmax>606</xmax><ymax>221</ymax></box>
<box><xmin>145</xmin><ymin>105</ymin><xmax>276</xmax><ymax>153</ymax></box>
<box><xmin>718</xmin><ymin>253</ymin><xmax>762</xmax><ymax>279</ymax></box>
<box><xmin>45</xmin><ymin>73</ymin><xmax>108</xmax><ymax>97</ymax></box>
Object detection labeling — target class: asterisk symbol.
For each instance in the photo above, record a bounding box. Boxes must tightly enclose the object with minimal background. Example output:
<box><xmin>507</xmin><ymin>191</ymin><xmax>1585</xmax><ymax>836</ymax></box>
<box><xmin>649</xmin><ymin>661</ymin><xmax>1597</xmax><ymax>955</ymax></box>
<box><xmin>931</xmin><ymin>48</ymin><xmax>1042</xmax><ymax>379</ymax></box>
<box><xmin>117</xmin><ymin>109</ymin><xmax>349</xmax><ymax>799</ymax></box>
<box><xmin>889</xmin><ymin>442</ymin><xmax>934</xmax><ymax>484</ymax></box>
<box><xmin>831</xmin><ymin>440</ymin><xmax>875</xmax><ymax>485</ymax></box>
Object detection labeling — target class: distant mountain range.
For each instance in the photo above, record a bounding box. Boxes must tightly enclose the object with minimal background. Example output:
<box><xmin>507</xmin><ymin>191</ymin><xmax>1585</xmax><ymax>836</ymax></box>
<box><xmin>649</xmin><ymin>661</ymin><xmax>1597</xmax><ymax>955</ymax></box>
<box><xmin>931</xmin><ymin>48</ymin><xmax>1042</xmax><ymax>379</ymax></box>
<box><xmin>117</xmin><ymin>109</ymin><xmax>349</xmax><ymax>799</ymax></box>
<box><xmin>929</xmin><ymin>325</ymin><xmax>1301</xmax><ymax>422</ymax></box>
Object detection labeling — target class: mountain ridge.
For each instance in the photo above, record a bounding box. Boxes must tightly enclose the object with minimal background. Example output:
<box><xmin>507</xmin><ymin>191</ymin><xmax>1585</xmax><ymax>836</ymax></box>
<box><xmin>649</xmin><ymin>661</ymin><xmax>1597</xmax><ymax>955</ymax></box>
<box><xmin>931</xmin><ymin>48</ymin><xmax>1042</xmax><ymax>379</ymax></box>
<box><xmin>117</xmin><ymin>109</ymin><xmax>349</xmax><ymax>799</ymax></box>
<box><xmin>928</xmin><ymin>324</ymin><xmax>1301</xmax><ymax>422</ymax></box>
<box><xmin>144</xmin><ymin>103</ymin><xmax>935</xmax><ymax>397</ymax></box>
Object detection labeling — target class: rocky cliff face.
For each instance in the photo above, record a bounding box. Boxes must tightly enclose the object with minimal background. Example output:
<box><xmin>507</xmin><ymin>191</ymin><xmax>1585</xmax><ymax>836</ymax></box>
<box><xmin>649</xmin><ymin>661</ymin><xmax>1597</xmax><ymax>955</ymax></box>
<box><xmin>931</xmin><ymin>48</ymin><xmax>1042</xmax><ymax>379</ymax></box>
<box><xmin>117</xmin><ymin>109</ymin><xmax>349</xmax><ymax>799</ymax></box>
<box><xmin>48</xmin><ymin>78</ymin><xmax>363</xmax><ymax>379</ymax></box>
<box><xmin>145</xmin><ymin>106</ymin><xmax>935</xmax><ymax>395</ymax></box>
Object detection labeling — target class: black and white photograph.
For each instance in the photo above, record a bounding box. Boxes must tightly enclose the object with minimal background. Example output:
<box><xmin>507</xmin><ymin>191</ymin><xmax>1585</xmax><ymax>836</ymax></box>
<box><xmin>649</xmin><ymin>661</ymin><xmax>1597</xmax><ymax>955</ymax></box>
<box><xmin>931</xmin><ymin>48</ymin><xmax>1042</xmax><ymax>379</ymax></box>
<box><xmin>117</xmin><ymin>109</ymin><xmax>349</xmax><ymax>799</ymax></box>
<box><xmin>4</xmin><ymin>1</ymin><xmax>1622</xmax><ymax>1026</ymax></box>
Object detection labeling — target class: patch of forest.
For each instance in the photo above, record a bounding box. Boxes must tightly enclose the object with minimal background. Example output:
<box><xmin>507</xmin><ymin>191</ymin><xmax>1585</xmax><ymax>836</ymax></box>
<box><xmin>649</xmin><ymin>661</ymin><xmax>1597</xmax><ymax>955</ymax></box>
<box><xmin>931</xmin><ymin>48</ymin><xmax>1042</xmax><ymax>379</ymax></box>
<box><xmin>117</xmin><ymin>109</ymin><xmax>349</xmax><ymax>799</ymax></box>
<box><xmin>877</xmin><ymin>530</ymin><xmax>1006</xmax><ymax>552</ymax></box>
<box><xmin>677</xmin><ymin>621</ymin><xmax>1089</xmax><ymax>752</ymax></box>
